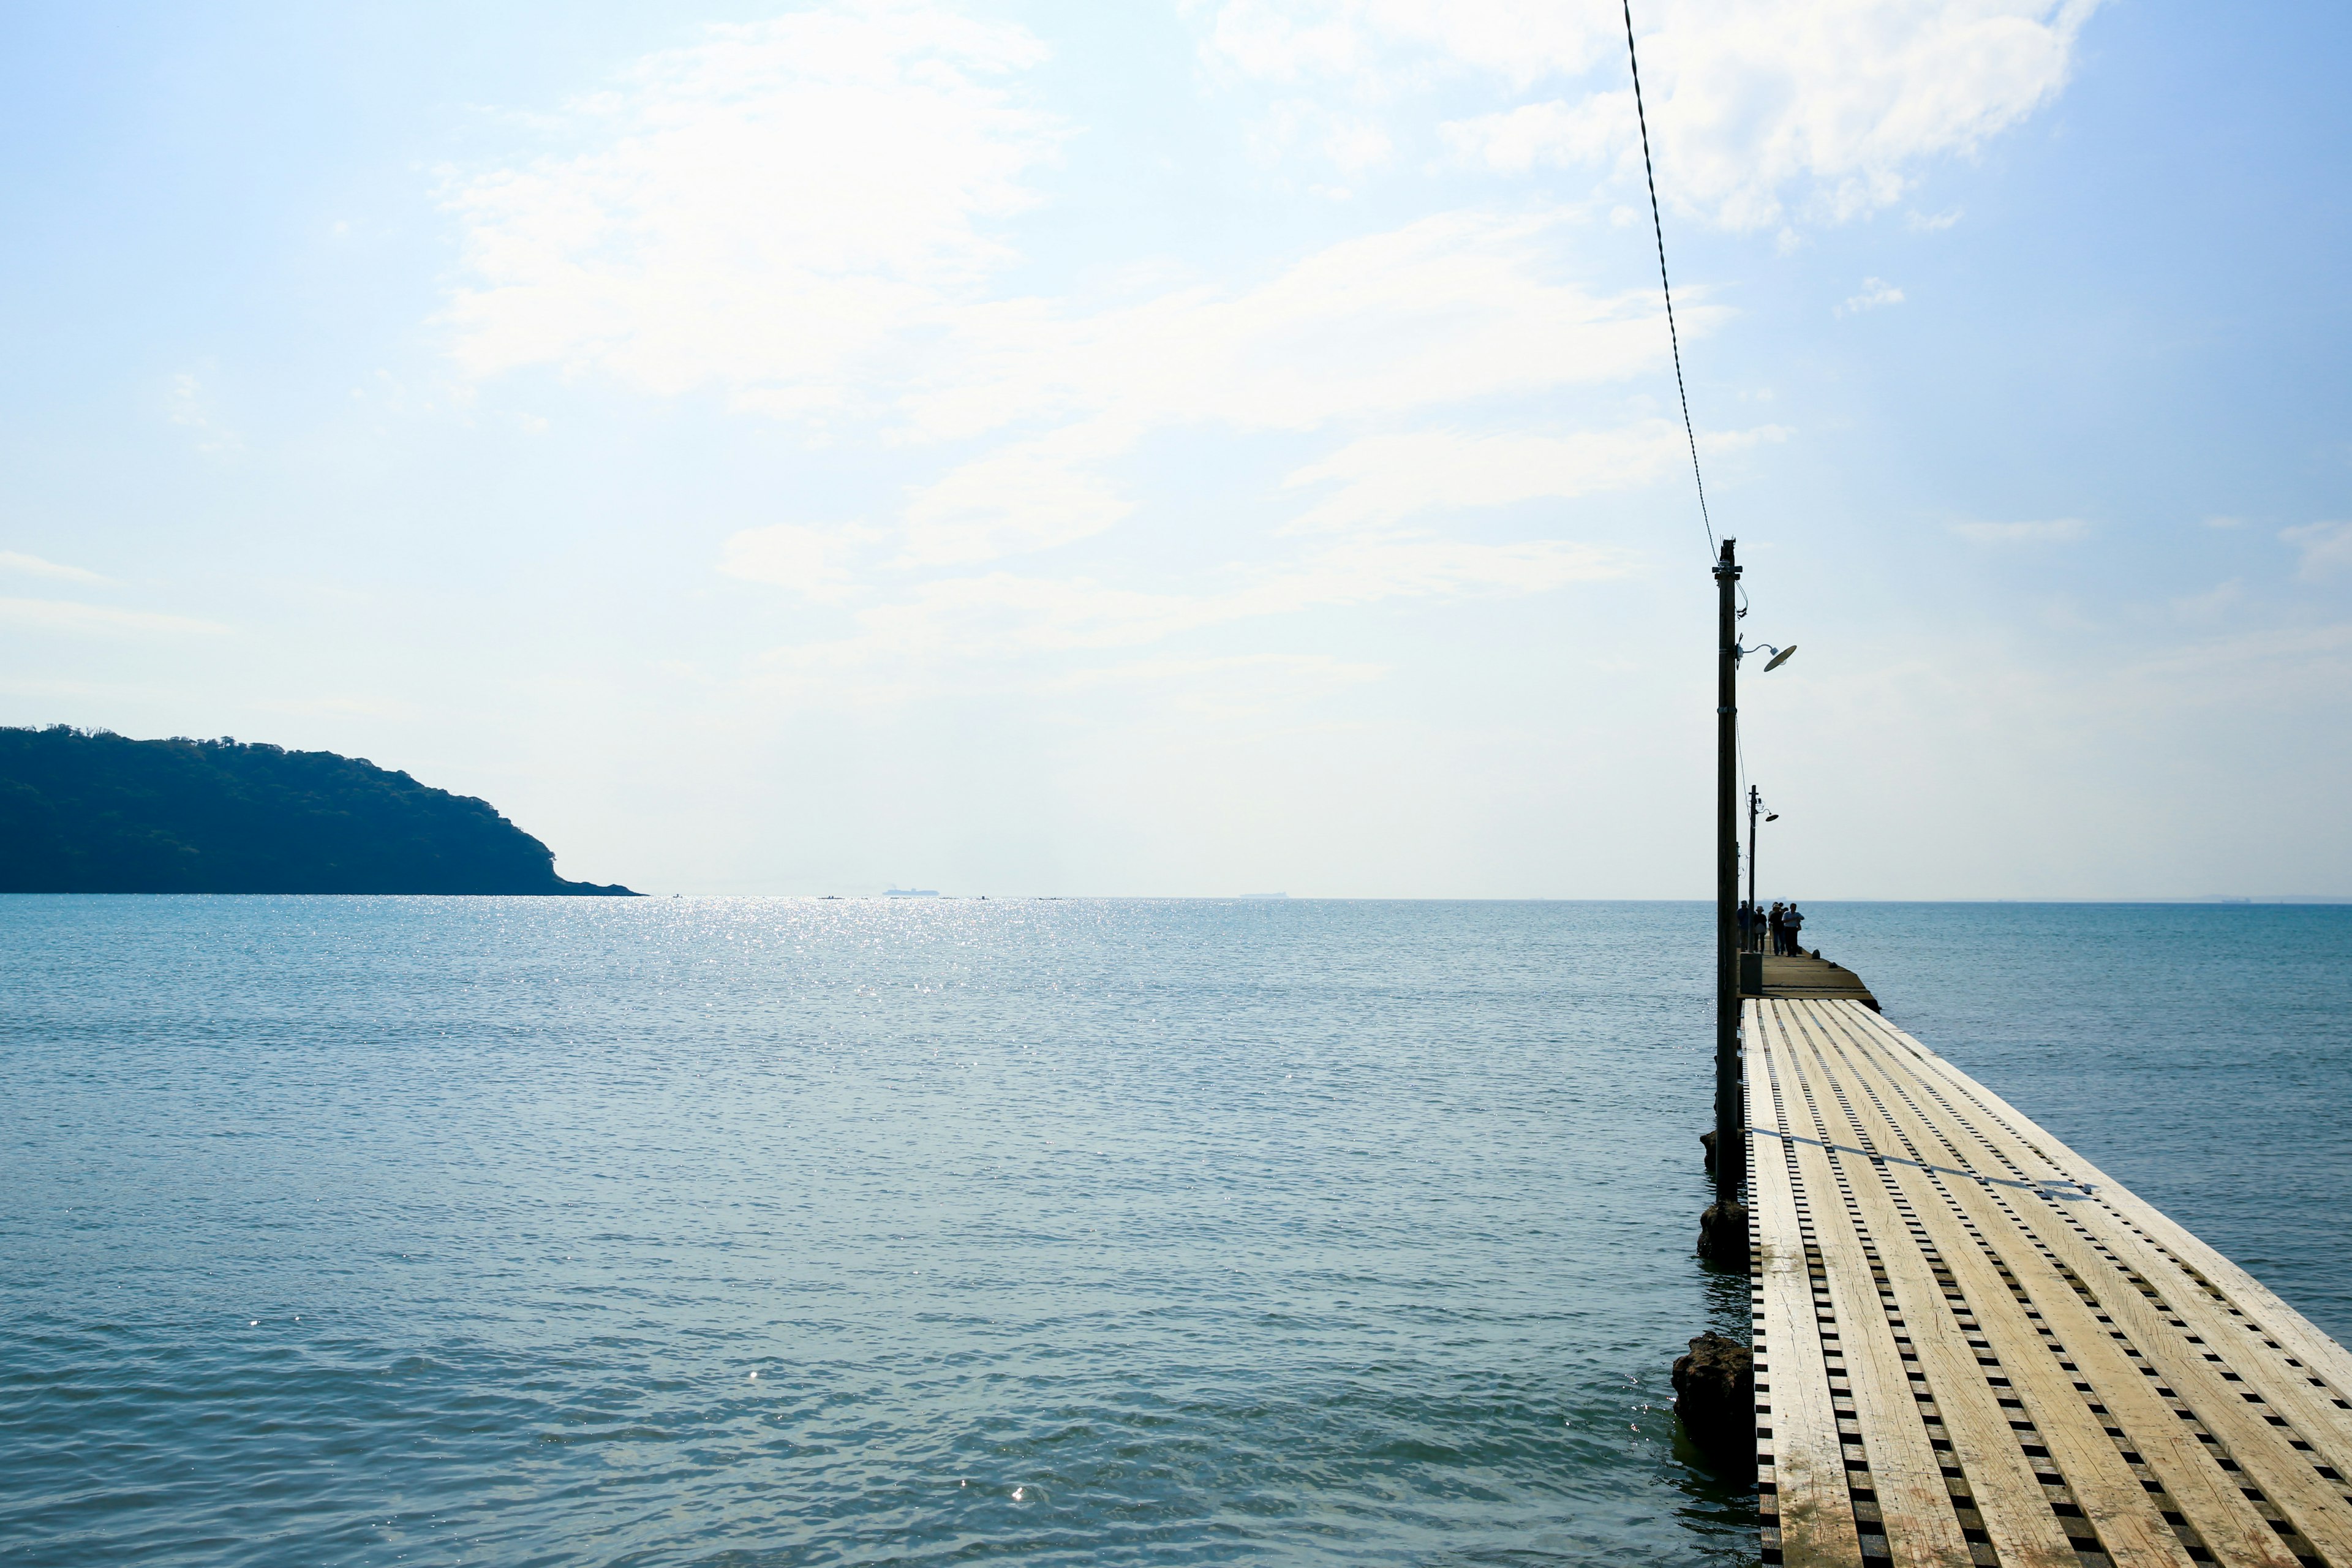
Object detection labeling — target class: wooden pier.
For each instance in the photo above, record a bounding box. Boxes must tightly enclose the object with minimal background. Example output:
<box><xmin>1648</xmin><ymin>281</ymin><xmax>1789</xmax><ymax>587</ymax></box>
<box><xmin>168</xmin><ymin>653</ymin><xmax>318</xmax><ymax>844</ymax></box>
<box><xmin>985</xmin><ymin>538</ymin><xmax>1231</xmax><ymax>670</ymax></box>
<box><xmin>1746</xmin><ymin>951</ymin><xmax>1882</xmax><ymax>1009</ymax></box>
<box><xmin>1747</xmin><ymin>995</ymin><xmax>2352</xmax><ymax>1567</ymax></box>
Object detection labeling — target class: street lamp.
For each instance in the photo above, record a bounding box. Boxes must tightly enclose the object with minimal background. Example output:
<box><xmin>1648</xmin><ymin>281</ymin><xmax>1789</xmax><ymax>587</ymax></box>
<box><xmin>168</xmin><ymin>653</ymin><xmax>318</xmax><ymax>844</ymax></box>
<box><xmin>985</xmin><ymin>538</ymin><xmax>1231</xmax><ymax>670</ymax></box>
<box><xmin>1746</xmin><ymin>786</ymin><xmax>1780</xmax><ymax>950</ymax></box>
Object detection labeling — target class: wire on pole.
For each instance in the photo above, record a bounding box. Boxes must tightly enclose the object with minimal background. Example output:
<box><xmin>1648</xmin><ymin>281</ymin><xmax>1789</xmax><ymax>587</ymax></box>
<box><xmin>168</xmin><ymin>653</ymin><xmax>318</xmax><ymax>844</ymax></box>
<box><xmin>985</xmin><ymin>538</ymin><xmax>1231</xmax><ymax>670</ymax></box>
<box><xmin>1621</xmin><ymin>0</ymin><xmax>1716</xmax><ymax>562</ymax></box>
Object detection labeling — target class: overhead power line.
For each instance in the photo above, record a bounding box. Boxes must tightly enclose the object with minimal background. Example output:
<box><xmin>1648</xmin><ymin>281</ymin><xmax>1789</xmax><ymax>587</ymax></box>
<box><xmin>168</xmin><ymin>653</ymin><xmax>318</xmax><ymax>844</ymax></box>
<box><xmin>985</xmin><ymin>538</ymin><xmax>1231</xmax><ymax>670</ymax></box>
<box><xmin>1620</xmin><ymin>0</ymin><xmax>1716</xmax><ymax>561</ymax></box>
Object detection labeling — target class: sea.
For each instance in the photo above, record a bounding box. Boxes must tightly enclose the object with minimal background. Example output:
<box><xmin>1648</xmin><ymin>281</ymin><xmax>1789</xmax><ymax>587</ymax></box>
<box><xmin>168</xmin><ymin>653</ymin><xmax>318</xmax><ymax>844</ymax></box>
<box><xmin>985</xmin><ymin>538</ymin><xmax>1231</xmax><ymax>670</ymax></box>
<box><xmin>3</xmin><ymin>897</ymin><xmax>2348</xmax><ymax>1567</ymax></box>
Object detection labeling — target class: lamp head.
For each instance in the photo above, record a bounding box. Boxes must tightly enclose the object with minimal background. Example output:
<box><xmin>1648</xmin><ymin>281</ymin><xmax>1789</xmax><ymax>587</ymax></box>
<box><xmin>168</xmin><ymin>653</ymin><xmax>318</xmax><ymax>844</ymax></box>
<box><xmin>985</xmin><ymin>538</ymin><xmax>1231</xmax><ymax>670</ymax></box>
<box><xmin>1766</xmin><ymin>812</ymin><xmax>1779</xmax><ymax>822</ymax></box>
<box><xmin>1762</xmin><ymin>644</ymin><xmax>1798</xmax><ymax>672</ymax></box>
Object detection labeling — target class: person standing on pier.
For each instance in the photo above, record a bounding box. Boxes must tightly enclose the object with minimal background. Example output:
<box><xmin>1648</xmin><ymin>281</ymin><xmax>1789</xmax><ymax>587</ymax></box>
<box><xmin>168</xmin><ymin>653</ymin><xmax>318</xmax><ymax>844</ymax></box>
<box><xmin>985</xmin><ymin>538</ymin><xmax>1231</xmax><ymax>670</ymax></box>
<box><xmin>1737</xmin><ymin>899</ymin><xmax>1754</xmax><ymax>951</ymax></box>
<box><xmin>1766</xmin><ymin>901</ymin><xmax>1787</xmax><ymax>955</ymax></box>
<box><xmin>1785</xmin><ymin>903</ymin><xmax>1805</xmax><ymax>957</ymax></box>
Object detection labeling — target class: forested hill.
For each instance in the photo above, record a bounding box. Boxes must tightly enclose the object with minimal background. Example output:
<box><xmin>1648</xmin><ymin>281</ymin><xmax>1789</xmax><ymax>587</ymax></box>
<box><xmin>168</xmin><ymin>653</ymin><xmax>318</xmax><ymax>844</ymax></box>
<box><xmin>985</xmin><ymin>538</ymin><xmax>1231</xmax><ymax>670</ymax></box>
<box><xmin>0</xmin><ymin>727</ymin><xmax>636</xmax><ymax>895</ymax></box>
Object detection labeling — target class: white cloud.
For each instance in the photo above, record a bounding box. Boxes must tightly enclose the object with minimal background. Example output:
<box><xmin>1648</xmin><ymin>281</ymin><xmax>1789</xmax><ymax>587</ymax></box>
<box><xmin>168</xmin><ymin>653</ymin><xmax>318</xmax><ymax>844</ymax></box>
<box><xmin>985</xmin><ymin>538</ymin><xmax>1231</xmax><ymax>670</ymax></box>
<box><xmin>168</xmin><ymin>373</ymin><xmax>241</xmax><ymax>454</ymax></box>
<box><xmin>1048</xmin><ymin>652</ymin><xmax>1389</xmax><ymax>718</ymax></box>
<box><xmin>445</xmin><ymin>7</ymin><xmax>1715</xmax><ymax>689</ymax></box>
<box><xmin>721</xmin><ymin>523</ymin><xmax>878</xmax><ymax>602</ymax></box>
<box><xmin>1197</xmin><ymin>0</ymin><xmax>1616</xmax><ymax>92</ymax></box>
<box><xmin>442</xmin><ymin>3</ymin><xmax>1060</xmax><ymax>417</ymax></box>
<box><xmin>0</xmin><ymin>598</ymin><xmax>227</xmax><ymax>636</ymax></box>
<box><xmin>1323</xmin><ymin>117</ymin><xmax>1394</xmax><ymax>172</ymax></box>
<box><xmin>1838</xmin><ymin>277</ymin><xmax>1904</xmax><ymax>315</ymax></box>
<box><xmin>902</xmin><ymin>209</ymin><xmax>1679</xmax><ymax>449</ymax></box>
<box><xmin>1951</xmin><ymin>517</ymin><xmax>2090</xmax><ymax>544</ymax></box>
<box><xmin>1279</xmin><ymin>420</ymin><xmax>1786</xmax><ymax>532</ymax></box>
<box><xmin>1213</xmin><ymin>0</ymin><xmax>2099</xmax><ymax>229</ymax></box>
<box><xmin>757</xmin><ymin>532</ymin><xmax>1634</xmax><ymax>695</ymax></box>
<box><xmin>447</xmin><ymin>13</ymin><xmax>1692</xmax><ymax>573</ymax></box>
<box><xmin>1050</xmin><ymin>650</ymin><xmax>1383</xmax><ymax>690</ymax></box>
<box><xmin>2171</xmin><ymin>579</ymin><xmax>2245</xmax><ymax>624</ymax></box>
<box><xmin>897</xmin><ymin>424</ymin><xmax>1136</xmax><ymax>566</ymax></box>
<box><xmin>1442</xmin><ymin>96</ymin><xmax>1624</xmax><ymax>172</ymax></box>
<box><xmin>0</xmin><ymin>551</ymin><xmax>111</xmax><ymax>585</ymax></box>
<box><xmin>2127</xmin><ymin>621</ymin><xmax>2352</xmax><ymax>695</ymax></box>
<box><xmin>2282</xmin><ymin>521</ymin><xmax>2352</xmax><ymax>580</ymax></box>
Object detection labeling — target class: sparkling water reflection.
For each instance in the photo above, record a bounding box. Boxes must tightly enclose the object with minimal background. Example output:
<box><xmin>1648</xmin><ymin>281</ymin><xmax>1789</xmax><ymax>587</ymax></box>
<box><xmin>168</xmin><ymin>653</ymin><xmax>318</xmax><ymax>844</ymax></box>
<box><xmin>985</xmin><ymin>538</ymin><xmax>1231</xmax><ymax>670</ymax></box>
<box><xmin>1</xmin><ymin>897</ymin><xmax>2344</xmax><ymax>1566</ymax></box>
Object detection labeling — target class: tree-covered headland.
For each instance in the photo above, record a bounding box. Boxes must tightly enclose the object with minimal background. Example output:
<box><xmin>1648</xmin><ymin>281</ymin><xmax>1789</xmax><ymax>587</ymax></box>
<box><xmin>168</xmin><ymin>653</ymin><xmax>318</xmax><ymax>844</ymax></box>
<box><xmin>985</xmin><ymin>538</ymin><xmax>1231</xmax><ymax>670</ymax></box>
<box><xmin>0</xmin><ymin>726</ymin><xmax>636</xmax><ymax>894</ymax></box>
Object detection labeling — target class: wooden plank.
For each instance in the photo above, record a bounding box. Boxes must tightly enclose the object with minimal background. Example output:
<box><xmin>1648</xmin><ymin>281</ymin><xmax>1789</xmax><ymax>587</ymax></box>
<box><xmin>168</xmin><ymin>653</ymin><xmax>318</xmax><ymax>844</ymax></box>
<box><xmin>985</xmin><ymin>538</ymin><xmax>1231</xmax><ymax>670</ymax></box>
<box><xmin>1788</xmin><ymin>1023</ymin><xmax>2192</xmax><ymax>1568</ymax></box>
<box><xmin>1801</xmin><ymin>1000</ymin><xmax>2275</xmax><ymax>1567</ymax></box>
<box><xmin>1803</xmin><ymin>1002</ymin><xmax>2310</xmax><ymax>1568</ymax></box>
<box><xmin>1739</xmin><ymin>971</ymin><xmax>2352</xmax><ymax>1568</ymax></box>
<box><xmin>1772</xmin><ymin>1001</ymin><xmax>2196</xmax><ymax>1567</ymax></box>
<box><xmin>2076</xmin><ymin>1189</ymin><xmax>2352</xmax><ymax>1446</ymax></box>
<box><xmin>1756</xmin><ymin>954</ymin><xmax>1879</xmax><ymax>1008</ymax></box>
<box><xmin>2000</xmin><ymin>1189</ymin><xmax>2352</xmax><ymax>1565</ymax></box>
<box><xmin>1747</xmin><ymin>1005</ymin><xmax>1869</xmax><ymax>1566</ymax></box>
<box><xmin>1842</xmin><ymin>1006</ymin><xmax>2352</xmax><ymax>1470</ymax></box>
<box><xmin>1768</xmin><ymin>1006</ymin><xmax>2145</xmax><ymax>1568</ymax></box>
<box><xmin>1820</xmin><ymin>1003</ymin><xmax>2352</xmax><ymax>1561</ymax></box>
<box><xmin>1751</xmin><ymin>1007</ymin><xmax>1975</xmax><ymax>1566</ymax></box>
<box><xmin>2070</xmin><ymin>1189</ymin><xmax>2352</xmax><ymax>1469</ymax></box>
<box><xmin>1834</xmin><ymin>1004</ymin><xmax>2352</xmax><ymax>1453</ymax></box>
<box><xmin>1754</xmin><ymin>1002</ymin><xmax>2085</xmax><ymax>1568</ymax></box>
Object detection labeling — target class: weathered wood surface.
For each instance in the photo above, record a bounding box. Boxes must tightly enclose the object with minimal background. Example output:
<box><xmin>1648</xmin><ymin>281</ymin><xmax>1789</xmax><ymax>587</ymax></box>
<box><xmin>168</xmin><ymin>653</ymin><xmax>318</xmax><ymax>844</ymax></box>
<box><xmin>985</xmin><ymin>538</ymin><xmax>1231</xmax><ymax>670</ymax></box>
<box><xmin>1748</xmin><ymin>997</ymin><xmax>2352</xmax><ymax>1567</ymax></box>
<box><xmin>1747</xmin><ymin>953</ymin><xmax>1881</xmax><ymax>1009</ymax></box>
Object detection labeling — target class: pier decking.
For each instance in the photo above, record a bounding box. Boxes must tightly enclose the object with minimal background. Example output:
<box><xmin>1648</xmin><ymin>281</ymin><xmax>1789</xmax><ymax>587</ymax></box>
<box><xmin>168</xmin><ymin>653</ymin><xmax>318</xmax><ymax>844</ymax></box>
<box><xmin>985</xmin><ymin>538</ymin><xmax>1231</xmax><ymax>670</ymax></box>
<box><xmin>1747</xmin><ymin>952</ymin><xmax>1882</xmax><ymax>1009</ymax></box>
<box><xmin>1747</xmin><ymin>997</ymin><xmax>2352</xmax><ymax>1567</ymax></box>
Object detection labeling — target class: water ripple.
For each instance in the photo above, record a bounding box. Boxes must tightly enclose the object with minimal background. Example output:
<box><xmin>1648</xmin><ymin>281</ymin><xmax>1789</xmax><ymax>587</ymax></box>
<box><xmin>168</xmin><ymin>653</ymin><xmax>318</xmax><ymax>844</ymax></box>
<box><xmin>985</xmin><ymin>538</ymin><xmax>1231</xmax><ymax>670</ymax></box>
<box><xmin>35</xmin><ymin>897</ymin><xmax>2277</xmax><ymax>1563</ymax></box>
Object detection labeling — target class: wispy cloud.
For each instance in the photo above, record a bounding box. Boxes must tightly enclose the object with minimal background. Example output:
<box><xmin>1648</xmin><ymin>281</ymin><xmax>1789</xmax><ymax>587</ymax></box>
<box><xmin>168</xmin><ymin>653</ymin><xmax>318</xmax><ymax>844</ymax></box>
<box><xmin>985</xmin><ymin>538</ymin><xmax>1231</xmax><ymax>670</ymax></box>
<box><xmin>0</xmin><ymin>551</ymin><xmax>112</xmax><ymax>585</ymax></box>
<box><xmin>2282</xmin><ymin>520</ymin><xmax>2352</xmax><ymax>579</ymax></box>
<box><xmin>1047</xmin><ymin>652</ymin><xmax>1388</xmax><ymax>718</ymax></box>
<box><xmin>2170</xmin><ymin>578</ymin><xmax>2245</xmax><ymax>624</ymax></box>
<box><xmin>1838</xmin><ymin>277</ymin><xmax>1904</xmax><ymax>316</ymax></box>
<box><xmin>752</xmin><ymin>533</ymin><xmax>1635</xmax><ymax>701</ymax></box>
<box><xmin>0</xmin><ymin>598</ymin><xmax>227</xmax><ymax>636</ymax></box>
<box><xmin>1951</xmin><ymin>518</ymin><xmax>2090</xmax><ymax>544</ymax></box>
<box><xmin>895</xmin><ymin>424</ymin><xmax>1134</xmax><ymax>566</ymax></box>
<box><xmin>442</xmin><ymin>4</ymin><xmax>1060</xmax><ymax>417</ymax></box>
<box><xmin>445</xmin><ymin>10</ymin><xmax>1693</xmax><ymax>584</ymax></box>
<box><xmin>440</xmin><ymin>0</ymin><xmax>2108</xmax><ymax>728</ymax></box>
<box><xmin>168</xmin><ymin>373</ymin><xmax>241</xmax><ymax>455</ymax></box>
<box><xmin>1221</xmin><ymin>0</ymin><xmax>2103</xmax><ymax>229</ymax></box>
<box><xmin>2127</xmin><ymin>620</ymin><xmax>2352</xmax><ymax>690</ymax></box>
<box><xmin>1278</xmin><ymin>420</ymin><xmax>1785</xmax><ymax>533</ymax></box>
<box><xmin>443</xmin><ymin>6</ymin><xmax>1722</xmax><ymax>714</ymax></box>
<box><xmin>722</xmin><ymin>523</ymin><xmax>880</xmax><ymax>603</ymax></box>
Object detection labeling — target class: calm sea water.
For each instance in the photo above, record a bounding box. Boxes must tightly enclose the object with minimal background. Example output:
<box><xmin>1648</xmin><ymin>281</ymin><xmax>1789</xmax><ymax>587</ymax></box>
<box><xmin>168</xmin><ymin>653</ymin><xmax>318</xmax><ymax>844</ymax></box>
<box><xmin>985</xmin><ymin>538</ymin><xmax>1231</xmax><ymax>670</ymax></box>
<box><xmin>2</xmin><ymin>898</ymin><xmax>2346</xmax><ymax>1567</ymax></box>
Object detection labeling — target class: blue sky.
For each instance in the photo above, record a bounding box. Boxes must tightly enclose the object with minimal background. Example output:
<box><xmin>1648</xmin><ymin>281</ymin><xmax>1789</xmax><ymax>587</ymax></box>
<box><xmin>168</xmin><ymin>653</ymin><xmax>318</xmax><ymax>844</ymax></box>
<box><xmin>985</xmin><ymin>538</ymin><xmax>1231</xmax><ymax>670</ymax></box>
<box><xmin>2</xmin><ymin>0</ymin><xmax>2345</xmax><ymax>898</ymax></box>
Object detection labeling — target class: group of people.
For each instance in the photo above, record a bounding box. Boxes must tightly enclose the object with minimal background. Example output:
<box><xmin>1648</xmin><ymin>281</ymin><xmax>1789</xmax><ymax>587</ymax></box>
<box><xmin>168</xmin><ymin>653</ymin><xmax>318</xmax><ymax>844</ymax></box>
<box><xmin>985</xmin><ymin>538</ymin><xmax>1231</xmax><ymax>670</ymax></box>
<box><xmin>1738</xmin><ymin>899</ymin><xmax>1807</xmax><ymax>956</ymax></box>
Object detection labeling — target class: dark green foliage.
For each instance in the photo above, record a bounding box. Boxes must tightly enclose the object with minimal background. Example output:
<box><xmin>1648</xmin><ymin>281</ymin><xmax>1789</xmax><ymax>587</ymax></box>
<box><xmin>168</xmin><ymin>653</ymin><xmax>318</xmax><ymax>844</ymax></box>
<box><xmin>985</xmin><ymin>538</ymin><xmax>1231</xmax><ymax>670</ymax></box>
<box><xmin>0</xmin><ymin>726</ymin><xmax>636</xmax><ymax>895</ymax></box>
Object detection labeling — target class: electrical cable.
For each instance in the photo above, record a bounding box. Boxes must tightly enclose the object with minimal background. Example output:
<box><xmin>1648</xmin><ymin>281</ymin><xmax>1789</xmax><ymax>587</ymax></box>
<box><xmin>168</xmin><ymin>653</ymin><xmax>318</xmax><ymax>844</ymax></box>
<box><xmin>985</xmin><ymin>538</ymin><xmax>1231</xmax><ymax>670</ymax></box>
<box><xmin>1619</xmin><ymin>0</ymin><xmax>1715</xmax><ymax>562</ymax></box>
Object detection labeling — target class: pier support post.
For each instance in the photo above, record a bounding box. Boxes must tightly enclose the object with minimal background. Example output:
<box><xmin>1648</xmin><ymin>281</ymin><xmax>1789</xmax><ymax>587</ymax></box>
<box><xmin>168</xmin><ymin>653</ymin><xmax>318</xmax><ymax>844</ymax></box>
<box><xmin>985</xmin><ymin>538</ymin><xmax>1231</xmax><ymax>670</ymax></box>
<box><xmin>1673</xmin><ymin>1330</ymin><xmax>1757</xmax><ymax>1481</ymax></box>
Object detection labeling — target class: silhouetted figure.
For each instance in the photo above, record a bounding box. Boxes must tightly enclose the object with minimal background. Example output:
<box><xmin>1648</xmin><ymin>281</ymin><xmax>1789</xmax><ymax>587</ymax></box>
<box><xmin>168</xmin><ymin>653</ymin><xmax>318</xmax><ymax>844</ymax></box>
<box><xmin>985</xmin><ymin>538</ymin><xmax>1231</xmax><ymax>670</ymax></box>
<box><xmin>1766</xmin><ymin>901</ymin><xmax>1787</xmax><ymax>956</ymax></box>
<box><xmin>1785</xmin><ymin>903</ymin><xmax>1805</xmax><ymax>956</ymax></box>
<box><xmin>1736</xmin><ymin>899</ymin><xmax>1754</xmax><ymax>950</ymax></box>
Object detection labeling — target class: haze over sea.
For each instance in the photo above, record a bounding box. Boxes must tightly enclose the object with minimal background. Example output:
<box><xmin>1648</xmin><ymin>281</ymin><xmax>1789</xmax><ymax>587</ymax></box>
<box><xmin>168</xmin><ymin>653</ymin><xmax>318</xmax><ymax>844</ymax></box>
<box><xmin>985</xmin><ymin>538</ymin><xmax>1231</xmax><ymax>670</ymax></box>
<box><xmin>5</xmin><ymin>898</ymin><xmax>2348</xmax><ymax>1567</ymax></box>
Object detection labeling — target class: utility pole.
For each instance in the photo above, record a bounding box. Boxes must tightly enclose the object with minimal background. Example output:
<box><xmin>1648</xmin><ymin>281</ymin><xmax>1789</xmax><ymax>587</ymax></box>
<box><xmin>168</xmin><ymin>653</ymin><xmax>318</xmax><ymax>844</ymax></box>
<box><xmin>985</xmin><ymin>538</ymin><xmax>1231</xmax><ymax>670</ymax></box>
<box><xmin>1714</xmin><ymin>538</ymin><xmax>1743</xmax><ymax>1202</ymax></box>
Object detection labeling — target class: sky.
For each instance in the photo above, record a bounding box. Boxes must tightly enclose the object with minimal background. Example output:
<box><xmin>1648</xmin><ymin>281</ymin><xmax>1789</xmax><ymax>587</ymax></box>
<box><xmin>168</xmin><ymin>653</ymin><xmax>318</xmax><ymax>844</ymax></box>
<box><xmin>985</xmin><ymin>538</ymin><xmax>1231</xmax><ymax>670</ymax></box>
<box><xmin>1</xmin><ymin>0</ymin><xmax>2346</xmax><ymax>899</ymax></box>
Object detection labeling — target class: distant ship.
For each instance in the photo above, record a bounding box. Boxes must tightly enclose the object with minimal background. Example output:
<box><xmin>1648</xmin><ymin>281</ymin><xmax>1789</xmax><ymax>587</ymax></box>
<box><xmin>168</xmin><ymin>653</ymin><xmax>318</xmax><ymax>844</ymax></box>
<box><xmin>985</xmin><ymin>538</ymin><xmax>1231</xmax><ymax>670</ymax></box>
<box><xmin>884</xmin><ymin>887</ymin><xmax>940</xmax><ymax>897</ymax></box>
